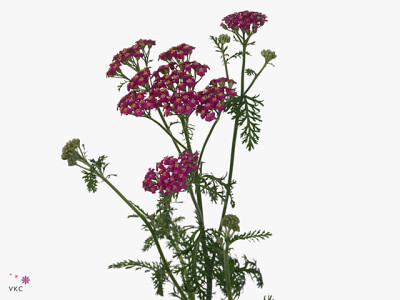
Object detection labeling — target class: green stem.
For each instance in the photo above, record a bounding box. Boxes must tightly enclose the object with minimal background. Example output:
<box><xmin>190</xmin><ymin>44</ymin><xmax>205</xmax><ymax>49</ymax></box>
<box><xmin>80</xmin><ymin>159</ymin><xmax>188</xmax><ymax>300</ymax></box>
<box><xmin>219</xmin><ymin>36</ymin><xmax>248</xmax><ymax>229</ymax></box>
<box><xmin>223</xmin><ymin>240</ymin><xmax>233</xmax><ymax>300</ymax></box>
<box><xmin>181</xmin><ymin>116</ymin><xmax>193</xmax><ymax>153</ymax></box>
<box><xmin>145</xmin><ymin>115</ymin><xmax>186</xmax><ymax>153</ymax></box>
<box><xmin>181</xmin><ymin>116</ymin><xmax>213</xmax><ymax>300</ymax></box>
<box><xmin>199</xmin><ymin>116</ymin><xmax>220</xmax><ymax>166</ymax></box>
<box><xmin>206</xmin><ymin>33</ymin><xmax>250</xmax><ymax>300</ymax></box>
<box><xmin>243</xmin><ymin>62</ymin><xmax>268</xmax><ymax>96</ymax></box>
<box><xmin>221</xmin><ymin>46</ymin><xmax>230</xmax><ymax>79</ymax></box>
<box><xmin>157</xmin><ymin>108</ymin><xmax>185</xmax><ymax>155</ymax></box>
<box><xmin>219</xmin><ymin>117</ymin><xmax>239</xmax><ymax>227</ymax></box>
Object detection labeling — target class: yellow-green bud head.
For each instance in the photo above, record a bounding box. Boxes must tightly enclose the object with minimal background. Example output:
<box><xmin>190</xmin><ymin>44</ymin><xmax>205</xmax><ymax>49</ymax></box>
<box><xmin>261</xmin><ymin>49</ymin><xmax>277</xmax><ymax>64</ymax></box>
<box><xmin>218</xmin><ymin>34</ymin><xmax>231</xmax><ymax>44</ymax></box>
<box><xmin>221</xmin><ymin>214</ymin><xmax>240</xmax><ymax>232</ymax></box>
<box><xmin>61</xmin><ymin>138</ymin><xmax>81</xmax><ymax>166</ymax></box>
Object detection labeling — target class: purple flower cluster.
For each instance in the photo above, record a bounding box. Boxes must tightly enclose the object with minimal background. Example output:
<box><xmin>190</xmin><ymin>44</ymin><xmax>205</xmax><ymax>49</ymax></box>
<box><xmin>221</xmin><ymin>10</ymin><xmax>267</xmax><ymax>33</ymax></box>
<box><xmin>127</xmin><ymin>67</ymin><xmax>151</xmax><ymax>90</ymax></box>
<box><xmin>111</xmin><ymin>42</ymin><xmax>237</xmax><ymax>121</ymax></box>
<box><xmin>106</xmin><ymin>39</ymin><xmax>156</xmax><ymax>77</ymax></box>
<box><xmin>143</xmin><ymin>151</ymin><xmax>199</xmax><ymax>195</ymax></box>
<box><xmin>197</xmin><ymin>78</ymin><xmax>237</xmax><ymax>121</ymax></box>
<box><xmin>159</xmin><ymin>43</ymin><xmax>195</xmax><ymax>62</ymax></box>
<box><xmin>117</xmin><ymin>90</ymin><xmax>155</xmax><ymax>116</ymax></box>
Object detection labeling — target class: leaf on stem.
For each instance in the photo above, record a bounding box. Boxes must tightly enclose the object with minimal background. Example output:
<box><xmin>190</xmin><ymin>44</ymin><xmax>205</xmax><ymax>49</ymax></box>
<box><xmin>245</xmin><ymin>68</ymin><xmax>256</xmax><ymax>76</ymax></box>
<box><xmin>231</xmin><ymin>230</ymin><xmax>272</xmax><ymax>243</ymax></box>
<box><xmin>108</xmin><ymin>259</ymin><xmax>168</xmax><ymax>296</ymax></box>
<box><xmin>239</xmin><ymin>94</ymin><xmax>264</xmax><ymax>151</ymax></box>
<box><xmin>81</xmin><ymin>166</ymin><xmax>98</xmax><ymax>193</ymax></box>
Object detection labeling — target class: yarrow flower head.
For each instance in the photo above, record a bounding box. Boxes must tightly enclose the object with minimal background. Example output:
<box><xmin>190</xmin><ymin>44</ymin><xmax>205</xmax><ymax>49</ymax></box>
<box><xmin>61</xmin><ymin>138</ymin><xmax>81</xmax><ymax>166</ymax></box>
<box><xmin>196</xmin><ymin>78</ymin><xmax>237</xmax><ymax>121</ymax></box>
<box><xmin>127</xmin><ymin>67</ymin><xmax>151</xmax><ymax>90</ymax></box>
<box><xmin>106</xmin><ymin>39</ymin><xmax>156</xmax><ymax>77</ymax></box>
<box><xmin>221</xmin><ymin>10</ymin><xmax>267</xmax><ymax>33</ymax></box>
<box><xmin>159</xmin><ymin>43</ymin><xmax>195</xmax><ymax>62</ymax></box>
<box><xmin>117</xmin><ymin>90</ymin><xmax>159</xmax><ymax>116</ymax></box>
<box><xmin>221</xmin><ymin>214</ymin><xmax>240</xmax><ymax>232</ymax></box>
<box><xmin>143</xmin><ymin>151</ymin><xmax>199</xmax><ymax>195</ymax></box>
<box><xmin>110</xmin><ymin>43</ymin><xmax>237</xmax><ymax>122</ymax></box>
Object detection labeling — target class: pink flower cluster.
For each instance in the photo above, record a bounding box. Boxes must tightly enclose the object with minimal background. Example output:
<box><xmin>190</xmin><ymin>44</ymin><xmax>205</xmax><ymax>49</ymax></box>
<box><xmin>159</xmin><ymin>43</ymin><xmax>195</xmax><ymax>62</ymax></box>
<box><xmin>106</xmin><ymin>39</ymin><xmax>156</xmax><ymax>77</ymax></box>
<box><xmin>143</xmin><ymin>151</ymin><xmax>199</xmax><ymax>195</ymax></box>
<box><xmin>113</xmin><ymin>43</ymin><xmax>237</xmax><ymax>121</ymax></box>
<box><xmin>197</xmin><ymin>78</ymin><xmax>237</xmax><ymax>121</ymax></box>
<box><xmin>152</xmin><ymin>61</ymin><xmax>209</xmax><ymax>94</ymax></box>
<box><xmin>221</xmin><ymin>11</ymin><xmax>267</xmax><ymax>33</ymax></box>
<box><xmin>117</xmin><ymin>90</ymin><xmax>156</xmax><ymax>116</ymax></box>
<box><xmin>127</xmin><ymin>67</ymin><xmax>151</xmax><ymax>90</ymax></box>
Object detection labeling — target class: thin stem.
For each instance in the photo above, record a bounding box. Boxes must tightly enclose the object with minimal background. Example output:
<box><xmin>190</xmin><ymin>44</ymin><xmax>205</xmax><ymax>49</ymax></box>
<box><xmin>218</xmin><ymin>117</ymin><xmax>239</xmax><ymax>227</ymax></box>
<box><xmin>199</xmin><ymin>116</ymin><xmax>220</xmax><ymax>166</ymax></box>
<box><xmin>219</xmin><ymin>35</ymin><xmax>248</xmax><ymax>229</ymax></box>
<box><xmin>207</xmin><ymin>33</ymin><xmax>251</xmax><ymax>300</ymax></box>
<box><xmin>157</xmin><ymin>108</ymin><xmax>185</xmax><ymax>155</ymax></box>
<box><xmin>243</xmin><ymin>62</ymin><xmax>268</xmax><ymax>96</ymax></box>
<box><xmin>219</xmin><ymin>43</ymin><xmax>230</xmax><ymax>79</ymax></box>
<box><xmin>181</xmin><ymin>116</ymin><xmax>193</xmax><ymax>153</ymax></box>
<box><xmin>223</xmin><ymin>240</ymin><xmax>233</xmax><ymax>300</ymax></box>
<box><xmin>145</xmin><ymin>115</ymin><xmax>186</xmax><ymax>153</ymax></box>
<box><xmin>180</xmin><ymin>115</ymin><xmax>213</xmax><ymax>300</ymax></box>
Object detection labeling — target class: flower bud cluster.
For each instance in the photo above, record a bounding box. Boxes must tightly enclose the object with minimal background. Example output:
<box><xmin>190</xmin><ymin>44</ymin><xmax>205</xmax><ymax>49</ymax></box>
<box><xmin>221</xmin><ymin>214</ymin><xmax>240</xmax><ymax>232</ymax></box>
<box><xmin>261</xmin><ymin>49</ymin><xmax>277</xmax><ymax>64</ymax></box>
<box><xmin>61</xmin><ymin>138</ymin><xmax>80</xmax><ymax>166</ymax></box>
<box><xmin>143</xmin><ymin>151</ymin><xmax>199</xmax><ymax>195</ymax></box>
<box><xmin>106</xmin><ymin>39</ymin><xmax>156</xmax><ymax>77</ymax></box>
<box><xmin>218</xmin><ymin>34</ymin><xmax>231</xmax><ymax>44</ymax></box>
<box><xmin>221</xmin><ymin>10</ymin><xmax>267</xmax><ymax>33</ymax></box>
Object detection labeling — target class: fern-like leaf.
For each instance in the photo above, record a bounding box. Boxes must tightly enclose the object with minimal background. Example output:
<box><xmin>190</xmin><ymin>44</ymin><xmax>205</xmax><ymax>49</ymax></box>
<box><xmin>238</xmin><ymin>94</ymin><xmax>264</xmax><ymax>151</ymax></box>
<box><xmin>81</xmin><ymin>166</ymin><xmax>98</xmax><ymax>193</ymax></box>
<box><xmin>231</xmin><ymin>230</ymin><xmax>272</xmax><ymax>243</ymax></box>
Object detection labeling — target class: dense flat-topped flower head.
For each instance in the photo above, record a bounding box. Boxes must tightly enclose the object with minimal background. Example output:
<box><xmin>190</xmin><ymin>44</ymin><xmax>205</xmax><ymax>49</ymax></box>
<box><xmin>127</xmin><ymin>67</ymin><xmax>151</xmax><ymax>91</ymax></box>
<box><xmin>143</xmin><ymin>151</ymin><xmax>199</xmax><ymax>195</ymax></box>
<box><xmin>106</xmin><ymin>39</ymin><xmax>156</xmax><ymax>77</ymax></box>
<box><xmin>136</xmin><ymin>39</ymin><xmax>156</xmax><ymax>49</ymax></box>
<box><xmin>221</xmin><ymin>10</ymin><xmax>267</xmax><ymax>33</ymax></box>
<box><xmin>159</xmin><ymin>43</ymin><xmax>195</xmax><ymax>62</ymax></box>
<box><xmin>117</xmin><ymin>90</ymin><xmax>161</xmax><ymax>116</ymax></box>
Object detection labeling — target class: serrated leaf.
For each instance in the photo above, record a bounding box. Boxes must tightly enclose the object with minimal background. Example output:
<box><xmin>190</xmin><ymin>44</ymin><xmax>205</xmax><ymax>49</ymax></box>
<box><xmin>231</xmin><ymin>230</ymin><xmax>272</xmax><ymax>243</ymax></box>
<box><xmin>245</xmin><ymin>68</ymin><xmax>256</xmax><ymax>76</ymax></box>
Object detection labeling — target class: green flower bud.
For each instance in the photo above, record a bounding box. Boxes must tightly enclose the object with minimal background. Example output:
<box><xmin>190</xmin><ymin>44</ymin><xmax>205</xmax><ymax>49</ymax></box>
<box><xmin>61</xmin><ymin>138</ymin><xmax>81</xmax><ymax>166</ymax></box>
<box><xmin>218</xmin><ymin>34</ymin><xmax>231</xmax><ymax>44</ymax></box>
<box><xmin>221</xmin><ymin>214</ymin><xmax>240</xmax><ymax>232</ymax></box>
<box><xmin>261</xmin><ymin>49</ymin><xmax>277</xmax><ymax>64</ymax></box>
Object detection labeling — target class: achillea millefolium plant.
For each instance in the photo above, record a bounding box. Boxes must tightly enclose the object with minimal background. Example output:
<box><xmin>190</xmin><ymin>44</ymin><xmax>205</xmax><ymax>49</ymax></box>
<box><xmin>62</xmin><ymin>10</ymin><xmax>277</xmax><ymax>300</ymax></box>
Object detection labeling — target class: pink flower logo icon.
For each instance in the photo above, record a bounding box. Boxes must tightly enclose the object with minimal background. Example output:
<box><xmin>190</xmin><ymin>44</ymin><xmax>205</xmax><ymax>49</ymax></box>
<box><xmin>21</xmin><ymin>276</ymin><xmax>30</xmax><ymax>285</ymax></box>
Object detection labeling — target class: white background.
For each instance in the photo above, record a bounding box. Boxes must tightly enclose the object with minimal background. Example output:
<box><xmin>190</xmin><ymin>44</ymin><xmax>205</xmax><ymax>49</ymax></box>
<box><xmin>1</xmin><ymin>0</ymin><xmax>399</xmax><ymax>299</ymax></box>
